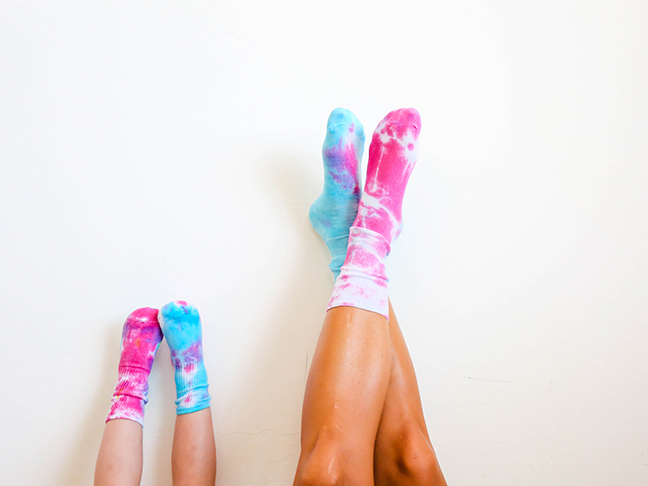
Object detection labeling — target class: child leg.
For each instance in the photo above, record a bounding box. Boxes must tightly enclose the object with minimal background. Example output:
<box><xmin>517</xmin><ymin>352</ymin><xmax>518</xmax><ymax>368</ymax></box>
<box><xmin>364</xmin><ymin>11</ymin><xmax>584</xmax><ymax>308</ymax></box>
<box><xmin>159</xmin><ymin>301</ymin><xmax>215</xmax><ymax>486</ymax></box>
<box><xmin>95</xmin><ymin>307</ymin><xmax>162</xmax><ymax>485</ymax></box>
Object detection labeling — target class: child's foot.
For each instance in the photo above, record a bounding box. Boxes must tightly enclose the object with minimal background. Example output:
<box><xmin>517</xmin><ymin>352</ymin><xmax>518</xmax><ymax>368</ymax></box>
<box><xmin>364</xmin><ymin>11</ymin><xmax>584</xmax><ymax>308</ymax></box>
<box><xmin>106</xmin><ymin>307</ymin><xmax>163</xmax><ymax>426</ymax></box>
<box><xmin>158</xmin><ymin>301</ymin><xmax>211</xmax><ymax>414</ymax></box>
<box><xmin>309</xmin><ymin>107</ymin><xmax>365</xmax><ymax>280</ymax></box>
<box><xmin>328</xmin><ymin>108</ymin><xmax>421</xmax><ymax>319</ymax></box>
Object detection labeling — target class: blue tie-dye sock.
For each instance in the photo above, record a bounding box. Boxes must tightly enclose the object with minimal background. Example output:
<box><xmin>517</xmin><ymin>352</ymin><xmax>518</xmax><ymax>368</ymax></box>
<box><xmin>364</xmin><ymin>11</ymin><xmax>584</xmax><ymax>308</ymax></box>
<box><xmin>158</xmin><ymin>301</ymin><xmax>211</xmax><ymax>415</ymax></box>
<box><xmin>309</xmin><ymin>108</ymin><xmax>365</xmax><ymax>280</ymax></box>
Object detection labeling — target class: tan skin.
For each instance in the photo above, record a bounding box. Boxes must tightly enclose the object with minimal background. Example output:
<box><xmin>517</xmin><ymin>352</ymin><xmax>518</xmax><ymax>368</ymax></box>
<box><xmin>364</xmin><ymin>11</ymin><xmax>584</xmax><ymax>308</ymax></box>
<box><xmin>94</xmin><ymin>303</ymin><xmax>442</xmax><ymax>486</ymax></box>
<box><xmin>94</xmin><ymin>408</ymin><xmax>216</xmax><ymax>486</ymax></box>
<box><xmin>293</xmin><ymin>301</ymin><xmax>446</xmax><ymax>486</ymax></box>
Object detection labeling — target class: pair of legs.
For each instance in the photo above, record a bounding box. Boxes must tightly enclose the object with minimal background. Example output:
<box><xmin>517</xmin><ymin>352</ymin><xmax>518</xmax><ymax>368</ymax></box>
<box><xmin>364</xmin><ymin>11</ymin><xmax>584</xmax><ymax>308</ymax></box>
<box><xmin>294</xmin><ymin>304</ymin><xmax>445</xmax><ymax>486</ymax></box>
<box><xmin>294</xmin><ymin>108</ymin><xmax>446</xmax><ymax>485</ymax></box>
<box><xmin>95</xmin><ymin>303</ymin><xmax>216</xmax><ymax>486</ymax></box>
<box><xmin>95</xmin><ymin>410</ymin><xmax>215</xmax><ymax>486</ymax></box>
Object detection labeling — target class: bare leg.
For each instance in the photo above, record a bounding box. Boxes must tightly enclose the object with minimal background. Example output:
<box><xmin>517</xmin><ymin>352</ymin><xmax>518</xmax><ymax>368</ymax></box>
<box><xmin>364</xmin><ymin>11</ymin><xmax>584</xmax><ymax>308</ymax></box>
<box><xmin>293</xmin><ymin>307</ymin><xmax>393</xmax><ymax>486</ymax></box>
<box><xmin>95</xmin><ymin>308</ymin><xmax>161</xmax><ymax>486</ymax></box>
<box><xmin>373</xmin><ymin>301</ymin><xmax>447</xmax><ymax>486</ymax></box>
<box><xmin>94</xmin><ymin>419</ymin><xmax>143</xmax><ymax>486</ymax></box>
<box><xmin>171</xmin><ymin>408</ymin><xmax>217</xmax><ymax>486</ymax></box>
<box><xmin>296</xmin><ymin>107</ymin><xmax>427</xmax><ymax>484</ymax></box>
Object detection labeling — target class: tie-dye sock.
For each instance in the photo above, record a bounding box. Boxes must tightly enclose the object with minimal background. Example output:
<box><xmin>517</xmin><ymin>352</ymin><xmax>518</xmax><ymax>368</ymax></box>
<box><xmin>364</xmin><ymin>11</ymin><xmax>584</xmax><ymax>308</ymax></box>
<box><xmin>158</xmin><ymin>301</ymin><xmax>211</xmax><ymax>415</ymax></box>
<box><xmin>106</xmin><ymin>307</ymin><xmax>163</xmax><ymax>426</ymax></box>
<box><xmin>309</xmin><ymin>107</ymin><xmax>365</xmax><ymax>280</ymax></box>
<box><xmin>328</xmin><ymin>108</ymin><xmax>421</xmax><ymax>319</ymax></box>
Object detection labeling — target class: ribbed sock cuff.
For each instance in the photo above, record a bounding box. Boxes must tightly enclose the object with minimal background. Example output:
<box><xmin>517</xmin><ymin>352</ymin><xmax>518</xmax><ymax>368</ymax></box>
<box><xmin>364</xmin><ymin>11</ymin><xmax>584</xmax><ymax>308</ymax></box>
<box><xmin>106</xmin><ymin>394</ymin><xmax>145</xmax><ymax>426</ymax></box>
<box><xmin>174</xmin><ymin>363</ymin><xmax>211</xmax><ymax>415</ymax></box>
<box><xmin>176</xmin><ymin>385</ymin><xmax>212</xmax><ymax>415</ymax></box>
<box><xmin>328</xmin><ymin>271</ymin><xmax>389</xmax><ymax>318</ymax></box>
<box><xmin>327</xmin><ymin>227</ymin><xmax>390</xmax><ymax>319</ymax></box>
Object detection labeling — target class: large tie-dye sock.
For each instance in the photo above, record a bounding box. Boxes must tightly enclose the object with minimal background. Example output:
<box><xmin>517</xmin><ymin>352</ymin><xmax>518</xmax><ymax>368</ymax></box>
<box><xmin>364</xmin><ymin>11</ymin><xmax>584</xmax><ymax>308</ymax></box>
<box><xmin>309</xmin><ymin>107</ymin><xmax>365</xmax><ymax>280</ymax></box>
<box><xmin>106</xmin><ymin>307</ymin><xmax>163</xmax><ymax>426</ymax></box>
<box><xmin>328</xmin><ymin>108</ymin><xmax>421</xmax><ymax>319</ymax></box>
<box><xmin>158</xmin><ymin>301</ymin><xmax>211</xmax><ymax>415</ymax></box>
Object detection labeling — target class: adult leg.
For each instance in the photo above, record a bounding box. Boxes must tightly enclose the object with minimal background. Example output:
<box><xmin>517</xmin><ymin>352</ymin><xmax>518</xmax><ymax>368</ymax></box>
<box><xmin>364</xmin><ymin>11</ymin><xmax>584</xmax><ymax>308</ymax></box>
<box><xmin>296</xmin><ymin>107</ymin><xmax>422</xmax><ymax>485</ymax></box>
<box><xmin>374</xmin><ymin>301</ymin><xmax>447</xmax><ymax>486</ymax></box>
<box><xmin>293</xmin><ymin>306</ymin><xmax>392</xmax><ymax>486</ymax></box>
<box><xmin>171</xmin><ymin>408</ymin><xmax>217</xmax><ymax>486</ymax></box>
<box><xmin>296</xmin><ymin>107</ymin><xmax>386</xmax><ymax>484</ymax></box>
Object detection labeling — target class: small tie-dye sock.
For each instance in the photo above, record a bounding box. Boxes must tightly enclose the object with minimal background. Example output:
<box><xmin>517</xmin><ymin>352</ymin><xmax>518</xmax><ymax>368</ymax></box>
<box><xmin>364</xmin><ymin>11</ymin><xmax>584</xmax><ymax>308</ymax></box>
<box><xmin>328</xmin><ymin>108</ymin><xmax>421</xmax><ymax>319</ymax></box>
<box><xmin>106</xmin><ymin>307</ymin><xmax>163</xmax><ymax>426</ymax></box>
<box><xmin>158</xmin><ymin>301</ymin><xmax>211</xmax><ymax>415</ymax></box>
<box><xmin>309</xmin><ymin>108</ymin><xmax>365</xmax><ymax>280</ymax></box>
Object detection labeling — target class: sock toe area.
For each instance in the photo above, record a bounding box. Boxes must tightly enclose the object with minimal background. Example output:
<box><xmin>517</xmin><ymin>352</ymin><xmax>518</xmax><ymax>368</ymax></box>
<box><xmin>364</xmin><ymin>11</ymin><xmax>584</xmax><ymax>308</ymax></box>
<box><xmin>378</xmin><ymin>108</ymin><xmax>421</xmax><ymax>139</ymax></box>
<box><xmin>327</xmin><ymin>107</ymin><xmax>361</xmax><ymax>128</ymax></box>
<box><xmin>159</xmin><ymin>301</ymin><xmax>199</xmax><ymax>322</ymax></box>
<box><xmin>326</xmin><ymin>108</ymin><xmax>364</xmax><ymax>140</ymax></box>
<box><xmin>158</xmin><ymin>301</ymin><xmax>203</xmax><ymax>352</ymax></box>
<box><xmin>382</xmin><ymin>107</ymin><xmax>421</xmax><ymax>129</ymax></box>
<box><xmin>127</xmin><ymin>307</ymin><xmax>159</xmax><ymax>324</ymax></box>
<box><xmin>122</xmin><ymin>307</ymin><xmax>162</xmax><ymax>346</ymax></box>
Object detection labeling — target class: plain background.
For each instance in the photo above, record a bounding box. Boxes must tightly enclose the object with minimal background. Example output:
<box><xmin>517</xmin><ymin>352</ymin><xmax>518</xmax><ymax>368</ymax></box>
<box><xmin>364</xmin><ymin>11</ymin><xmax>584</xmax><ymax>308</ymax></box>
<box><xmin>1</xmin><ymin>0</ymin><xmax>647</xmax><ymax>484</ymax></box>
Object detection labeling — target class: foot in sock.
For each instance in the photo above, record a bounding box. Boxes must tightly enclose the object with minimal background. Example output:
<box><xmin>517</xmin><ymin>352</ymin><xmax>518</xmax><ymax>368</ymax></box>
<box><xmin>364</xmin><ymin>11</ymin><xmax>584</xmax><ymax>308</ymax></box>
<box><xmin>158</xmin><ymin>301</ymin><xmax>211</xmax><ymax>415</ymax></box>
<box><xmin>106</xmin><ymin>307</ymin><xmax>163</xmax><ymax>426</ymax></box>
<box><xmin>309</xmin><ymin>107</ymin><xmax>365</xmax><ymax>280</ymax></box>
<box><xmin>328</xmin><ymin>108</ymin><xmax>421</xmax><ymax>319</ymax></box>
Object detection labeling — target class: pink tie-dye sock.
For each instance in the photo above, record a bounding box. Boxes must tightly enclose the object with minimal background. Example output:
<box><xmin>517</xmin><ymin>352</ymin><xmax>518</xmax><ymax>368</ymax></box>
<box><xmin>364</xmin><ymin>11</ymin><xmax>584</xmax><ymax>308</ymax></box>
<box><xmin>106</xmin><ymin>307</ymin><xmax>163</xmax><ymax>426</ymax></box>
<box><xmin>328</xmin><ymin>108</ymin><xmax>421</xmax><ymax>319</ymax></box>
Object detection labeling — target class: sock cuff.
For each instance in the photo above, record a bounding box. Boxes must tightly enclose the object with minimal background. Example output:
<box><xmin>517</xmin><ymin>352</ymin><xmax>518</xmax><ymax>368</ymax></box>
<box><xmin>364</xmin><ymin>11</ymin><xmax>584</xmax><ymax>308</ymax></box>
<box><xmin>106</xmin><ymin>394</ymin><xmax>145</xmax><ymax>426</ymax></box>
<box><xmin>174</xmin><ymin>361</ymin><xmax>211</xmax><ymax>415</ymax></box>
<box><xmin>327</xmin><ymin>271</ymin><xmax>389</xmax><ymax>318</ymax></box>
<box><xmin>327</xmin><ymin>226</ymin><xmax>391</xmax><ymax>319</ymax></box>
<box><xmin>342</xmin><ymin>226</ymin><xmax>390</xmax><ymax>279</ymax></box>
<box><xmin>176</xmin><ymin>385</ymin><xmax>212</xmax><ymax>415</ymax></box>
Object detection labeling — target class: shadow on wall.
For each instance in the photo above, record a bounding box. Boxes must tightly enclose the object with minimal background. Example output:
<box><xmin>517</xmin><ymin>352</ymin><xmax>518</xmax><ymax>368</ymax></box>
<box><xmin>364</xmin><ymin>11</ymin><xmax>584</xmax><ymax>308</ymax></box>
<box><xmin>213</xmin><ymin>153</ymin><xmax>330</xmax><ymax>484</ymax></box>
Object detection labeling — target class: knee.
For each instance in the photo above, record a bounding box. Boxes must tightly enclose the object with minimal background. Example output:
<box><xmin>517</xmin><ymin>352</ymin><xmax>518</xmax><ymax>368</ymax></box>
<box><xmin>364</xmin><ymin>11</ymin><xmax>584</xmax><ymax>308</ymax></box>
<box><xmin>296</xmin><ymin>449</ymin><xmax>343</xmax><ymax>486</ymax></box>
<box><xmin>296</xmin><ymin>442</ymin><xmax>363</xmax><ymax>486</ymax></box>
<box><xmin>397</xmin><ymin>442</ymin><xmax>441</xmax><ymax>484</ymax></box>
<box><xmin>381</xmin><ymin>429</ymin><xmax>444</xmax><ymax>485</ymax></box>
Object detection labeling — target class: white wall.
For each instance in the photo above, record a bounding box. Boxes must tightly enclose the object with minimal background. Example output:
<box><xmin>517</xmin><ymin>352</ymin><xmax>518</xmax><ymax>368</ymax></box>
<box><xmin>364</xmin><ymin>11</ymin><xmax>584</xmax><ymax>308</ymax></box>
<box><xmin>1</xmin><ymin>1</ymin><xmax>647</xmax><ymax>484</ymax></box>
